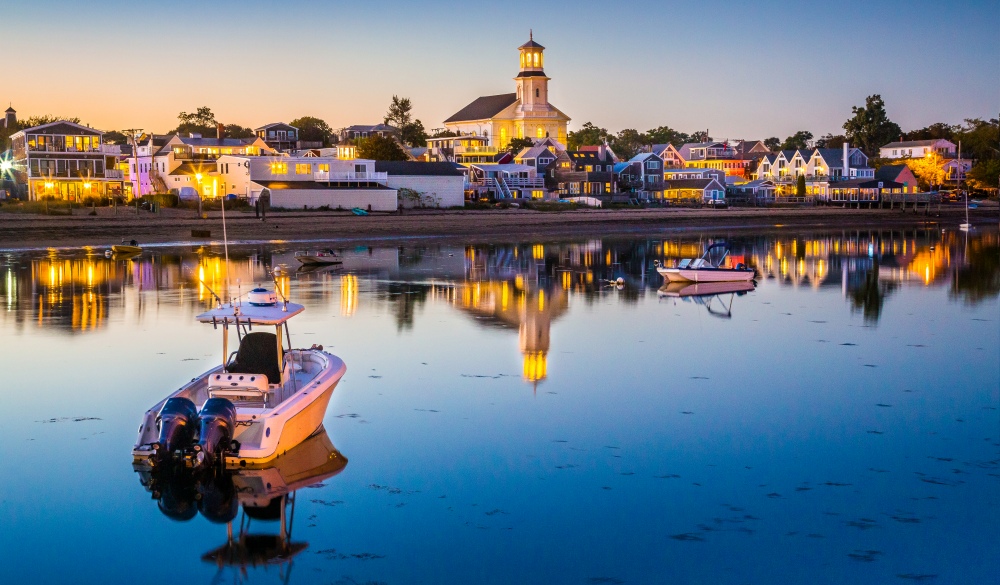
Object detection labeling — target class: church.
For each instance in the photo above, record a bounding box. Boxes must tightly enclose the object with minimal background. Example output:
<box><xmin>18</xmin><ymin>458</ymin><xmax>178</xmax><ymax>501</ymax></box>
<box><xmin>443</xmin><ymin>34</ymin><xmax>570</xmax><ymax>149</ymax></box>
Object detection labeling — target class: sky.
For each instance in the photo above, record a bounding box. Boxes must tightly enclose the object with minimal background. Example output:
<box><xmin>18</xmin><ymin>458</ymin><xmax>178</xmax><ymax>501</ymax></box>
<box><xmin>2</xmin><ymin>0</ymin><xmax>998</xmax><ymax>140</ymax></box>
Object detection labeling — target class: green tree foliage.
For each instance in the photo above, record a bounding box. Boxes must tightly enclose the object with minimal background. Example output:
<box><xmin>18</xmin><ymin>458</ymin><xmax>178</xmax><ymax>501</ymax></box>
<box><xmin>781</xmin><ymin>130</ymin><xmax>813</xmax><ymax>150</ymax></box>
<box><xmin>815</xmin><ymin>134</ymin><xmax>846</xmax><ymax>149</ymax></box>
<box><xmin>223</xmin><ymin>124</ymin><xmax>254</xmax><ymax>139</ymax></box>
<box><xmin>430</xmin><ymin>129</ymin><xmax>457</xmax><ymax>138</ymax></box>
<box><xmin>967</xmin><ymin>159</ymin><xmax>1000</xmax><ymax>193</ymax></box>
<box><xmin>355</xmin><ymin>135</ymin><xmax>408</xmax><ymax>161</ymax></box>
<box><xmin>506</xmin><ymin>137</ymin><xmax>535</xmax><ymax>155</ymax></box>
<box><xmin>842</xmin><ymin>94</ymin><xmax>902</xmax><ymax>156</ymax></box>
<box><xmin>174</xmin><ymin>106</ymin><xmax>218</xmax><ymax>137</ymax></box>
<box><xmin>567</xmin><ymin>122</ymin><xmax>610</xmax><ymax>150</ymax></box>
<box><xmin>796</xmin><ymin>174</ymin><xmax>806</xmax><ymax>197</ymax></box>
<box><xmin>950</xmin><ymin>238</ymin><xmax>1000</xmax><ymax>304</ymax></box>
<box><xmin>383</xmin><ymin>96</ymin><xmax>428</xmax><ymax>147</ymax></box>
<box><xmin>690</xmin><ymin>130</ymin><xmax>712</xmax><ymax>143</ymax></box>
<box><xmin>954</xmin><ymin>117</ymin><xmax>999</xmax><ymax>162</ymax></box>
<box><xmin>291</xmin><ymin>116</ymin><xmax>334</xmax><ymax>146</ymax></box>
<box><xmin>101</xmin><ymin>130</ymin><xmax>129</xmax><ymax>144</ymax></box>
<box><xmin>645</xmin><ymin>126</ymin><xmax>690</xmax><ymax>147</ymax></box>
<box><xmin>763</xmin><ymin>137</ymin><xmax>781</xmax><ymax>151</ymax></box>
<box><xmin>903</xmin><ymin>122</ymin><xmax>957</xmax><ymax>142</ymax></box>
<box><xmin>611</xmin><ymin>129</ymin><xmax>645</xmax><ymax>160</ymax></box>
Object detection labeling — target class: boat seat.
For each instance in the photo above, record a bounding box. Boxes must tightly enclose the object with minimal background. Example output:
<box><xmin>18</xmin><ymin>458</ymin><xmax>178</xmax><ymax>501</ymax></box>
<box><xmin>227</xmin><ymin>332</ymin><xmax>282</xmax><ymax>386</ymax></box>
<box><xmin>677</xmin><ymin>259</ymin><xmax>691</xmax><ymax>269</ymax></box>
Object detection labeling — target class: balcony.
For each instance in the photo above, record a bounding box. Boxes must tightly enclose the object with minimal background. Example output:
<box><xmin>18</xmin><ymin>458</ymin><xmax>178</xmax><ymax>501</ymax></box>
<box><xmin>313</xmin><ymin>171</ymin><xmax>388</xmax><ymax>182</ymax></box>
<box><xmin>105</xmin><ymin>169</ymin><xmax>123</xmax><ymax>179</ymax></box>
<box><xmin>455</xmin><ymin>145</ymin><xmax>499</xmax><ymax>155</ymax></box>
<box><xmin>27</xmin><ymin>144</ymin><xmax>121</xmax><ymax>155</ymax></box>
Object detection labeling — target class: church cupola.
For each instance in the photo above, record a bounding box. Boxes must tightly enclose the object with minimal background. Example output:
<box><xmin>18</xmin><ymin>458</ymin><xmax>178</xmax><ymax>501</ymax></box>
<box><xmin>515</xmin><ymin>31</ymin><xmax>550</xmax><ymax>110</ymax></box>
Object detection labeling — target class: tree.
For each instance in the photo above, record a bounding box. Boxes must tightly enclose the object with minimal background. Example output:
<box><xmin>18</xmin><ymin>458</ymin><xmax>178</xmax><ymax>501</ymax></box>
<box><xmin>796</xmin><ymin>174</ymin><xmax>806</xmax><ymax>197</ymax></box>
<box><xmin>101</xmin><ymin>130</ymin><xmax>129</xmax><ymax>145</ymax></box>
<box><xmin>954</xmin><ymin>117</ymin><xmax>999</xmax><ymax>162</ymax></box>
<box><xmin>431</xmin><ymin>129</ymin><xmax>457</xmax><ymax>138</ymax></box>
<box><xmin>905</xmin><ymin>152</ymin><xmax>947</xmax><ymax>190</ymax></box>
<box><xmin>904</xmin><ymin>122</ymin><xmax>957</xmax><ymax>142</ymax></box>
<box><xmin>567</xmin><ymin>122</ymin><xmax>610</xmax><ymax>150</ymax></box>
<box><xmin>815</xmin><ymin>134</ymin><xmax>846</xmax><ymax>149</ymax></box>
<box><xmin>781</xmin><ymin>130</ymin><xmax>813</xmax><ymax>150</ymax></box>
<box><xmin>506</xmin><ymin>137</ymin><xmax>535</xmax><ymax>155</ymax></box>
<box><xmin>610</xmin><ymin>128</ymin><xmax>645</xmax><ymax>160</ymax></box>
<box><xmin>842</xmin><ymin>94</ymin><xmax>902</xmax><ymax>156</ymax></box>
<box><xmin>645</xmin><ymin>126</ymin><xmax>689</xmax><ymax>147</ymax></box>
<box><xmin>690</xmin><ymin>130</ymin><xmax>712</xmax><ymax>143</ymax></box>
<box><xmin>400</xmin><ymin>119</ymin><xmax>428</xmax><ymax>148</ymax></box>
<box><xmin>223</xmin><ymin>124</ymin><xmax>254</xmax><ymax>139</ymax></box>
<box><xmin>290</xmin><ymin>116</ymin><xmax>334</xmax><ymax>146</ymax></box>
<box><xmin>355</xmin><ymin>135</ymin><xmax>408</xmax><ymax>161</ymax></box>
<box><xmin>173</xmin><ymin>106</ymin><xmax>217</xmax><ymax>137</ymax></box>
<box><xmin>967</xmin><ymin>159</ymin><xmax>1000</xmax><ymax>193</ymax></box>
<box><xmin>763</xmin><ymin>137</ymin><xmax>781</xmax><ymax>151</ymax></box>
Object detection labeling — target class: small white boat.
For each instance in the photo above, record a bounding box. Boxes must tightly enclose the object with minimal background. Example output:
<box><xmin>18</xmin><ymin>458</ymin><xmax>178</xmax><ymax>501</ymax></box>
<box><xmin>132</xmin><ymin>287</ymin><xmax>346</xmax><ymax>469</ymax></box>
<box><xmin>657</xmin><ymin>280</ymin><xmax>755</xmax><ymax>319</ymax></box>
<box><xmin>656</xmin><ymin>243</ymin><xmax>755</xmax><ymax>283</ymax></box>
<box><xmin>294</xmin><ymin>250</ymin><xmax>342</xmax><ymax>265</ymax></box>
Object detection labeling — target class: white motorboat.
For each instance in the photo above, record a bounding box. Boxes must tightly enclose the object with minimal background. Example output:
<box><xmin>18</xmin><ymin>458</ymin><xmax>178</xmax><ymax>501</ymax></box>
<box><xmin>658</xmin><ymin>280</ymin><xmax>755</xmax><ymax>319</ymax></box>
<box><xmin>294</xmin><ymin>250</ymin><xmax>342</xmax><ymax>265</ymax></box>
<box><xmin>132</xmin><ymin>287</ymin><xmax>346</xmax><ymax>469</ymax></box>
<box><xmin>656</xmin><ymin>243</ymin><xmax>755</xmax><ymax>283</ymax></box>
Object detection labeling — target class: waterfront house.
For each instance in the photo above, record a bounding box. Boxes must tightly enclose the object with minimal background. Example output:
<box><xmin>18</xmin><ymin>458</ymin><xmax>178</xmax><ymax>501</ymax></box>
<box><xmin>879</xmin><ymin>139</ymin><xmax>957</xmax><ymax>159</ymax></box>
<box><xmin>126</xmin><ymin>134</ymin><xmax>171</xmax><ymax>198</ymax></box>
<box><xmin>375</xmin><ymin>161</ymin><xmax>466</xmax><ymax>208</ymax></box>
<box><xmin>828</xmin><ymin>178</ymin><xmax>903</xmax><ymax>205</ymax></box>
<box><xmin>941</xmin><ymin>158</ymin><xmax>972</xmax><ymax>183</ymax></box>
<box><xmin>544</xmin><ymin>147</ymin><xmax>615</xmax><ymax>197</ymax></box>
<box><xmin>627</xmin><ymin>152</ymin><xmax>664</xmax><ymax>195</ymax></box>
<box><xmin>335</xmin><ymin>124</ymin><xmax>398</xmax><ymax>143</ymax></box>
<box><xmin>149</xmin><ymin>134</ymin><xmax>274</xmax><ymax>199</ymax></box>
<box><xmin>757</xmin><ymin>144</ymin><xmax>874</xmax><ymax>199</ymax></box>
<box><xmin>443</xmin><ymin>34</ymin><xmax>570</xmax><ymax>149</ymax></box>
<box><xmin>651</xmin><ymin>143</ymin><xmax>684</xmax><ymax>168</ymax></box>
<box><xmin>514</xmin><ymin>138</ymin><xmax>561</xmax><ymax>173</ymax></box>
<box><xmin>679</xmin><ymin>141</ymin><xmax>751</xmax><ymax>181</ymax></box>
<box><xmin>662</xmin><ymin>178</ymin><xmax>726</xmax><ymax>203</ymax></box>
<box><xmin>468</xmin><ymin>163</ymin><xmax>545</xmax><ymax>199</ymax></box>
<box><xmin>10</xmin><ymin>120</ymin><xmax>126</xmax><ymax>201</ymax></box>
<box><xmin>875</xmin><ymin>164</ymin><xmax>919</xmax><ymax>193</ymax></box>
<box><xmin>255</xmin><ymin>123</ymin><xmax>300</xmax><ymax>152</ymax></box>
<box><xmin>726</xmin><ymin>178</ymin><xmax>776</xmax><ymax>204</ymax></box>
<box><xmin>663</xmin><ymin>167</ymin><xmax>726</xmax><ymax>184</ymax></box>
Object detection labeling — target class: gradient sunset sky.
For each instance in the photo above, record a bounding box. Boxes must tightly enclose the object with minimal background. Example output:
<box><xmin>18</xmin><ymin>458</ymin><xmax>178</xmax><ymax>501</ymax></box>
<box><xmin>3</xmin><ymin>0</ymin><xmax>997</xmax><ymax>139</ymax></box>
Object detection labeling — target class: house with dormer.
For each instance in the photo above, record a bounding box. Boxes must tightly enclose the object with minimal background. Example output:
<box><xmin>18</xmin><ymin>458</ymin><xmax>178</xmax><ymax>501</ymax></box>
<box><xmin>514</xmin><ymin>138</ymin><xmax>562</xmax><ymax>173</ymax></box>
<box><xmin>544</xmin><ymin>146</ymin><xmax>615</xmax><ymax>196</ymax></box>
<box><xmin>255</xmin><ymin>123</ymin><xmax>299</xmax><ymax>152</ymax></box>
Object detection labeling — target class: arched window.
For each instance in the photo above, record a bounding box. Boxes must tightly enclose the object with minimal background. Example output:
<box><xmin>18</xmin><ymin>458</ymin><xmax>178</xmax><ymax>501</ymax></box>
<box><xmin>535</xmin><ymin>88</ymin><xmax>539</xmax><ymax>98</ymax></box>
<box><xmin>533</xmin><ymin>52</ymin><xmax>539</xmax><ymax>67</ymax></box>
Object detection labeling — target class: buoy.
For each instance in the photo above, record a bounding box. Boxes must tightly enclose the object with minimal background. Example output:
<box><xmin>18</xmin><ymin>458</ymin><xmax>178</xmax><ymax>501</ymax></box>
<box><xmin>616</xmin><ymin>277</ymin><xmax>624</xmax><ymax>285</ymax></box>
<box><xmin>105</xmin><ymin>250</ymin><xmax>112</xmax><ymax>258</ymax></box>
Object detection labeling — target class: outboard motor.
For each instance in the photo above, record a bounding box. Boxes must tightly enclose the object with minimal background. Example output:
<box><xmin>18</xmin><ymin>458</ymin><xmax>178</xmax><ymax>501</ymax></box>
<box><xmin>193</xmin><ymin>398</ymin><xmax>237</xmax><ymax>469</ymax></box>
<box><xmin>152</xmin><ymin>397</ymin><xmax>199</xmax><ymax>464</ymax></box>
<box><xmin>198</xmin><ymin>472</ymin><xmax>239</xmax><ymax>524</ymax></box>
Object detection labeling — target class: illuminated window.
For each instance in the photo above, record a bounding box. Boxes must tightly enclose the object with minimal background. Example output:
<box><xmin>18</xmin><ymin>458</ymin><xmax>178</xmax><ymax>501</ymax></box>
<box><xmin>585</xmin><ymin>165</ymin><xmax>593</xmax><ymax>172</ymax></box>
<box><xmin>270</xmin><ymin>162</ymin><xmax>288</xmax><ymax>175</ymax></box>
<box><xmin>319</xmin><ymin>163</ymin><xmax>329</xmax><ymax>172</ymax></box>
<box><xmin>533</xmin><ymin>52</ymin><xmax>539</xmax><ymax>67</ymax></box>
<box><xmin>295</xmin><ymin>163</ymin><xmax>312</xmax><ymax>174</ymax></box>
<box><xmin>536</xmin><ymin>127</ymin><xmax>544</xmax><ymax>138</ymax></box>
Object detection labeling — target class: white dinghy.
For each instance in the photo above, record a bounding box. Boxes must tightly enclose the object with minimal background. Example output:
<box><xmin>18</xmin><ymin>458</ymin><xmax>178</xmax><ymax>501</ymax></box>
<box><xmin>132</xmin><ymin>287</ymin><xmax>346</xmax><ymax>469</ymax></box>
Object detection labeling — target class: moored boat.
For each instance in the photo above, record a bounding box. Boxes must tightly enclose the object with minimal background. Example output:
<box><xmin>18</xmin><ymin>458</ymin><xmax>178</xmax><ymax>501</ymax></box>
<box><xmin>132</xmin><ymin>286</ymin><xmax>346</xmax><ymax>469</ymax></box>
<box><xmin>655</xmin><ymin>243</ymin><xmax>755</xmax><ymax>283</ymax></box>
<box><xmin>294</xmin><ymin>249</ymin><xmax>343</xmax><ymax>265</ymax></box>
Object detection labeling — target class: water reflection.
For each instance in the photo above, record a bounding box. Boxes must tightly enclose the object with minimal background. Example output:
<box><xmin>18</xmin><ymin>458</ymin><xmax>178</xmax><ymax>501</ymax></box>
<box><xmin>135</xmin><ymin>428</ymin><xmax>346</xmax><ymax>578</ymax></box>
<box><xmin>2</xmin><ymin>229</ymin><xmax>997</xmax><ymax>337</ymax></box>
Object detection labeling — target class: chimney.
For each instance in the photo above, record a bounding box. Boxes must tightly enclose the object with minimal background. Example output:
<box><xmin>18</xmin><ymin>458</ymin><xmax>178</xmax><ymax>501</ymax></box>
<box><xmin>843</xmin><ymin>142</ymin><xmax>850</xmax><ymax>178</ymax></box>
<box><xmin>216</xmin><ymin>123</ymin><xmax>225</xmax><ymax>139</ymax></box>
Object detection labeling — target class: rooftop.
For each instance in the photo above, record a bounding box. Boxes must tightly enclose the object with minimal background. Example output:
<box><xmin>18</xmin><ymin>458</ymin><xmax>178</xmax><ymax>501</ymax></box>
<box><xmin>444</xmin><ymin>93</ymin><xmax>518</xmax><ymax>124</ymax></box>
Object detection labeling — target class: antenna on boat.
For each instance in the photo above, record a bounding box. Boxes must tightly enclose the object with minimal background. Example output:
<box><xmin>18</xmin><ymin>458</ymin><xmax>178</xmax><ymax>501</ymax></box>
<box><xmin>269</xmin><ymin>268</ymin><xmax>289</xmax><ymax>312</ymax></box>
<box><xmin>199</xmin><ymin>278</ymin><xmax>224</xmax><ymax>307</ymax></box>
<box><xmin>221</xmin><ymin>195</ymin><xmax>231</xmax><ymax>303</ymax></box>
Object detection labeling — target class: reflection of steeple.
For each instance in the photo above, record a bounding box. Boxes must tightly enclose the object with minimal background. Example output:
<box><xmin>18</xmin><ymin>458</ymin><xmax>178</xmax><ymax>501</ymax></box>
<box><xmin>519</xmin><ymin>288</ymin><xmax>551</xmax><ymax>388</ymax></box>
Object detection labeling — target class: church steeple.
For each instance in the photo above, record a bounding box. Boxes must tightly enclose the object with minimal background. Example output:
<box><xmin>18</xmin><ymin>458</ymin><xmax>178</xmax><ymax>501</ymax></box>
<box><xmin>515</xmin><ymin>33</ymin><xmax>549</xmax><ymax>110</ymax></box>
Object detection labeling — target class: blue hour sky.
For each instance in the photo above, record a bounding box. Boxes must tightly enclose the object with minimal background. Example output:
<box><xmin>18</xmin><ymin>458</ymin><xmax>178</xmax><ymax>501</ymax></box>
<box><xmin>2</xmin><ymin>0</ymin><xmax>997</xmax><ymax>140</ymax></box>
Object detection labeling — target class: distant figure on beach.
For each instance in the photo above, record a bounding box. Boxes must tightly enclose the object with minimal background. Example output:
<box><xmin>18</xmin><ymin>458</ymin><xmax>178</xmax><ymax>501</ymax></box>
<box><xmin>254</xmin><ymin>199</ymin><xmax>260</xmax><ymax>219</ymax></box>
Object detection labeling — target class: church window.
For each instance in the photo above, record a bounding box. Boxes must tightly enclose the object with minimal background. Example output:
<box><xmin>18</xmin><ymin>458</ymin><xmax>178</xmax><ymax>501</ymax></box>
<box><xmin>533</xmin><ymin>52</ymin><xmax>539</xmax><ymax>67</ymax></box>
<box><xmin>536</xmin><ymin>127</ymin><xmax>544</xmax><ymax>138</ymax></box>
<box><xmin>535</xmin><ymin>88</ymin><xmax>539</xmax><ymax>98</ymax></box>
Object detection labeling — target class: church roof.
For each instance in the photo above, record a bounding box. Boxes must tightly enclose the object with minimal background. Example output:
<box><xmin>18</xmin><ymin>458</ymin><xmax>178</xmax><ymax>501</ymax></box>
<box><xmin>444</xmin><ymin>93</ymin><xmax>518</xmax><ymax>124</ymax></box>
<box><xmin>519</xmin><ymin>38</ymin><xmax>545</xmax><ymax>50</ymax></box>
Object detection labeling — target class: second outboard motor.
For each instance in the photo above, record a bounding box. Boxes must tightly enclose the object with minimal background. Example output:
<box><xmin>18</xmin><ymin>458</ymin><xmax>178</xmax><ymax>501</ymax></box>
<box><xmin>153</xmin><ymin>397</ymin><xmax>199</xmax><ymax>464</ymax></box>
<box><xmin>198</xmin><ymin>472</ymin><xmax>239</xmax><ymax>524</ymax></box>
<box><xmin>193</xmin><ymin>398</ymin><xmax>237</xmax><ymax>469</ymax></box>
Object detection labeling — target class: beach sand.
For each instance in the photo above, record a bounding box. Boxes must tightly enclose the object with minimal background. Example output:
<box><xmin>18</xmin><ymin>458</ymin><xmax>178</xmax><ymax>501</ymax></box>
<box><xmin>0</xmin><ymin>204</ymin><xmax>995</xmax><ymax>250</ymax></box>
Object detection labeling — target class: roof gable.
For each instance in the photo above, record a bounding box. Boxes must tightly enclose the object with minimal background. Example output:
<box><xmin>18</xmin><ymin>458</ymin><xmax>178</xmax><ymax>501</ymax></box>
<box><xmin>444</xmin><ymin>94</ymin><xmax>519</xmax><ymax>124</ymax></box>
<box><xmin>18</xmin><ymin>120</ymin><xmax>103</xmax><ymax>136</ymax></box>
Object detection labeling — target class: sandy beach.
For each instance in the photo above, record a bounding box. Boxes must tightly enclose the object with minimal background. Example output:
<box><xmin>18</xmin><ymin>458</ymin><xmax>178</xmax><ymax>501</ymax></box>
<box><xmin>0</xmin><ymin>204</ymin><xmax>995</xmax><ymax>250</ymax></box>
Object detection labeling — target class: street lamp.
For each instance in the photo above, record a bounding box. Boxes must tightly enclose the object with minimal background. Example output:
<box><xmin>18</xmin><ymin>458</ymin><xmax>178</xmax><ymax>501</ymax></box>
<box><xmin>196</xmin><ymin>173</ymin><xmax>204</xmax><ymax>217</ymax></box>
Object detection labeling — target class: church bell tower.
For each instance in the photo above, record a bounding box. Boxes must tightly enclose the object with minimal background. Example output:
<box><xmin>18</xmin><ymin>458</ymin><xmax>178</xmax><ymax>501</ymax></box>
<box><xmin>515</xmin><ymin>31</ymin><xmax>549</xmax><ymax>111</ymax></box>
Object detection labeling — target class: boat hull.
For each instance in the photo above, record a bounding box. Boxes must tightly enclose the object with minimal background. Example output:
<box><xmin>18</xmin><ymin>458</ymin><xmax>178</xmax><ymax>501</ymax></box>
<box><xmin>295</xmin><ymin>255</ymin><xmax>342</xmax><ymax>265</ymax></box>
<box><xmin>657</xmin><ymin>267</ymin><xmax>755</xmax><ymax>283</ymax></box>
<box><xmin>111</xmin><ymin>245</ymin><xmax>142</xmax><ymax>255</ymax></box>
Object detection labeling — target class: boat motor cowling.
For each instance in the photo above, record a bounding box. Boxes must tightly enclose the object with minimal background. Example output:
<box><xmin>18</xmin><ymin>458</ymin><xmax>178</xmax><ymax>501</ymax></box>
<box><xmin>194</xmin><ymin>398</ymin><xmax>238</xmax><ymax>468</ymax></box>
<box><xmin>153</xmin><ymin>397</ymin><xmax>200</xmax><ymax>463</ymax></box>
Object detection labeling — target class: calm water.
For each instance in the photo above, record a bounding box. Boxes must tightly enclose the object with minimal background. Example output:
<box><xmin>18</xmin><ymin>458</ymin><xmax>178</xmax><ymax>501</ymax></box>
<box><xmin>1</xmin><ymin>228</ymin><xmax>998</xmax><ymax>584</ymax></box>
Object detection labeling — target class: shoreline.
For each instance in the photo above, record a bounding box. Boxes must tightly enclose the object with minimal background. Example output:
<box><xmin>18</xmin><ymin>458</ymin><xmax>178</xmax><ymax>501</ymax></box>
<box><xmin>0</xmin><ymin>205</ymin><xmax>996</xmax><ymax>251</ymax></box>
